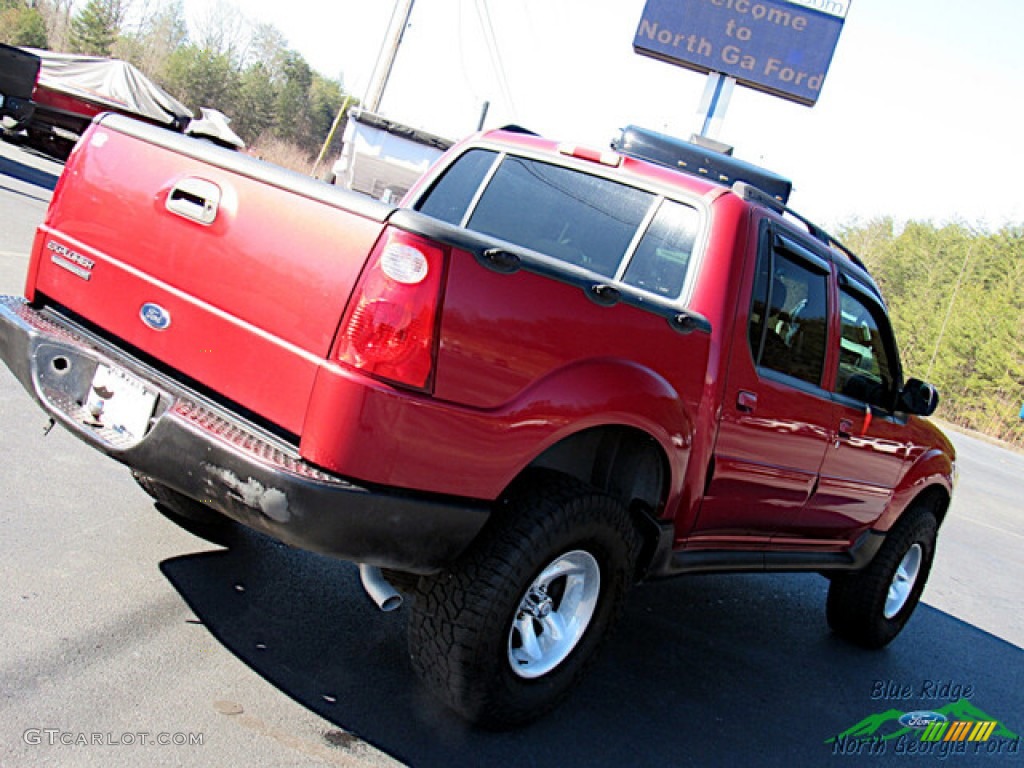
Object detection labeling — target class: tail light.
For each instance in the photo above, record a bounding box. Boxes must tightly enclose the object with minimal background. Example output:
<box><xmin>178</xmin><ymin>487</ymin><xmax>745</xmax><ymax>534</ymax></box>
<box><xmin>335</xmin><ymin>228</ymin><xmax>447</xmax><ymax>390</ymax></box>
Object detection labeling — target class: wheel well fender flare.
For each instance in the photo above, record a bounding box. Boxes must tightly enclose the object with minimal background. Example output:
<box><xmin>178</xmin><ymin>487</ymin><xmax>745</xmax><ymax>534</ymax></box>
<box><xmin>878</xmin><ymin>447</ymin><xmax>954</xmax><ymax>531</ymax></box>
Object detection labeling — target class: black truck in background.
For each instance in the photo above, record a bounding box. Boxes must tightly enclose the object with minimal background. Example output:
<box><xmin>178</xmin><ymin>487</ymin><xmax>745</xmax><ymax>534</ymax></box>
<box><xmin>0</xmin><ymin>44</ymin><xmax>40</xmax><ymax>131</ymax></box>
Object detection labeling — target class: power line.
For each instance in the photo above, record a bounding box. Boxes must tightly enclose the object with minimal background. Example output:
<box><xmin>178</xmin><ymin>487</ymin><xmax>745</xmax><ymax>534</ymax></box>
<box><xmin>474</xmin><ymin>0</ymin><xmax>518</xmax><ymax>119</ymax></box>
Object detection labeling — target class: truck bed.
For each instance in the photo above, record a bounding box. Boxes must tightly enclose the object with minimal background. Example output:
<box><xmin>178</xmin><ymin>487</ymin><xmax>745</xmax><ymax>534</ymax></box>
<box><xmin>32</xmin><ymin>114</ymin><xmax>391</xmax><ymax>436</ymax></box>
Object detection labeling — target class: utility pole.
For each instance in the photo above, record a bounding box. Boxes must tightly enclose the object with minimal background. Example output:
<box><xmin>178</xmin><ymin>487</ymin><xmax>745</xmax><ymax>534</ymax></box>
<box><xmin>364</xmin><ymin>0</ymin><xmax>416</xmax><ymax>114</ymax></box>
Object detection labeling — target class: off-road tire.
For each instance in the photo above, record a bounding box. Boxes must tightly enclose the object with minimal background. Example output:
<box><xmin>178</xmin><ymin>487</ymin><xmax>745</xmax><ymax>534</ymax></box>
<box><xmin>826</xmin><ymin>505</ymin><xmax>938</xmax><ymax>649</ymax></box>
<box><xmin>408</xmin><ymin>471</ymin><xmax>641</xmax><ymax>728</ymax></box>
<box><xmin>380</xmin><ymin>569</ymin><xmax>421</xmax><ymax>594</ymax></box>
<box><xmin>132</xmin><ymin>471</ymin><xmax>235</xmax><ymax>545</ymax></box>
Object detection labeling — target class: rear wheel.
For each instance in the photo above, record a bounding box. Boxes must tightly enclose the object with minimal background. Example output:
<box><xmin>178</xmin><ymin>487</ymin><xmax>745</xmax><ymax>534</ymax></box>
<box><xmin>826</xmin><ymin>505</ymin><xmax>938</xmax><ymax>649</ymax></box>
<box><xmin>132</xmin><ymin>471</ymin><xmax>235</xmax><ymax>545</ymax></box>
<box><xmin>408</xmin><ymin>472</ymin><xmax>640</xmax><ymax>727</ymax></box>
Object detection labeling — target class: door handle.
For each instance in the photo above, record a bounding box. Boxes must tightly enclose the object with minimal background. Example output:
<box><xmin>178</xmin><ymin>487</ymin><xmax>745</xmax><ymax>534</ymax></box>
<box><xmin>737</xmin><ymin>390</ymin><xmax>758</xmax><ymax>413</ymax></box>
<box><xmin>838</xmin><ymin>418</ymin><xmax>854</xmax><ymax>439</ymax></box>
<box><xmin>166</xmin><ymin>177</ymin><xmax>221</xmax><ymax>225</ymax></box>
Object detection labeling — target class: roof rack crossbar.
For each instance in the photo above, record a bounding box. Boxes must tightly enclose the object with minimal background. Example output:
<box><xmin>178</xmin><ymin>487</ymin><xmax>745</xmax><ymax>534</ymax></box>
<box><xmin>732</xmin><ymin>181</ymin><xmax>867</xmax><ymax>272</ymax></box>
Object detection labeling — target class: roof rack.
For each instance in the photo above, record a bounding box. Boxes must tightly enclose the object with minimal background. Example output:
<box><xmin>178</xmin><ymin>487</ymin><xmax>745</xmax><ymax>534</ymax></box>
<box><xmin>732</xmin><ymin>181</ymin><xmax>868</xmax><ymax>272</ymax></box>
<box><xmin>613</xmin><ymin>125</ymin><xmax>793</xmax><ymax>205</ymax></box>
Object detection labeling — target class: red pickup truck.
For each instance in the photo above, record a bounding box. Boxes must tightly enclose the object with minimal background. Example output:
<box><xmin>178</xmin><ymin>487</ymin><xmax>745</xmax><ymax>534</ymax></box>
<box><xmin>0</xmin><ymin>114</ymin><xmax>954</xmax><ymax>727</ymax></box>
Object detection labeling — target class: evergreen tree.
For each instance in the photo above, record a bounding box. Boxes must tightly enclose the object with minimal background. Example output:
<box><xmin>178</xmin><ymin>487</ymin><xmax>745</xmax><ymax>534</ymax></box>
<box><xmin>162</xmin><ymin>44</ymin><xmax>239</xmax><ymax>113</ymax></box>
<box><xmin>843</xmin><ymin>219</ymin><xmax>1024</xmax><ymax>447</ymax></box>
<box><xmin>233</xmin><ymin>62</ymin><xmax>278</xmax><ymax>142</ymax></box>
<box><xmin>272</xmin><ymin>50</ymin><xmax>313</xmax><ymax>148</ymax></box>
<box><xmin>308</xmin><ymin>74</ymin><xmax>349</xmax><ymax>158</ymax></box>
<box><xmin>69</xmin><ymin>0</ymin><xmax>128</xmax><ymax>56</ymax></box>
<box><xmin>0</xmin><ymin>0</ymin><xmax>48</xmax><ymax>47</ymax></box>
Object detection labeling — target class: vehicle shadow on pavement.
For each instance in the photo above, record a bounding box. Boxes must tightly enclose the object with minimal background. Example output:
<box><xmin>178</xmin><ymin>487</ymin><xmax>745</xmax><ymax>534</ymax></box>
<box><xmin>161</xmin><ymin>525</ymin><xmax>1023</xmax><ymax>768</ymax></box>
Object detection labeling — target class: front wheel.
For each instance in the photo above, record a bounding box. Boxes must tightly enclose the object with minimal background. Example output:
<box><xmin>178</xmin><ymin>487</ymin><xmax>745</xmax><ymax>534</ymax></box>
<box><xmin>408</xmin><ymin>472</ymin><xmax>641</xmax><ymax>728</ymax></box>
<box><xmin>826</xmin><ymin>505</ymin><xmax>938</xmax><ymax>649</ymax></box>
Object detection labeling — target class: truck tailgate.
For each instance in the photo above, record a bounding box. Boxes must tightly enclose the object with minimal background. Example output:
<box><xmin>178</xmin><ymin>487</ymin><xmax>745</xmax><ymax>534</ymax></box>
<box><xmin>0</xmin><ymin>44</ymin><xmax>40</xmax><ymax>100</ymax></box>
<box><xmin>29</xmin><ymin>114</ymin><xmax>390</xmax><ymax>435</ymax></box>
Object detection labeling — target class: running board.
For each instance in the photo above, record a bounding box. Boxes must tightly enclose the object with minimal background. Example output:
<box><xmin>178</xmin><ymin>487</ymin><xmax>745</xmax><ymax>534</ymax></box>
<box><xmin>652</xmin><ymin>530</ymin><xmax>885</xmax><ymax>578</ymax></box>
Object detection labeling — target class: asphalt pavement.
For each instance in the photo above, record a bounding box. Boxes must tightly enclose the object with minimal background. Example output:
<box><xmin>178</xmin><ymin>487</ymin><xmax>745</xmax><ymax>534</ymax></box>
<box><xmin>0</xmin><ymin>136</ymin><xmax>1021</xmax><ymax>767</ymax></box>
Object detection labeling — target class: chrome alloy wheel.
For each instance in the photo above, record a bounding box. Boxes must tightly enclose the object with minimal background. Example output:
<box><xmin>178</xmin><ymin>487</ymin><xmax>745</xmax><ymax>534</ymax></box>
<box><xmin>884</xmin><ymin>543</ymin><xmax>923</xmax><ymax>619</ymax></box>
<box><xmin>508</xmin><ymin>550</ymin><xmax>601</xmax><ymax>679</ymax></box>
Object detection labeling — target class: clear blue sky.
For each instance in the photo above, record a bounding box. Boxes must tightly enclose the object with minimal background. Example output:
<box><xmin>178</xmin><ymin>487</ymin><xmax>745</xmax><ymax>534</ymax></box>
<box><xmin>182</xmin><ymin>0</ymin><xmax>1024</xmax><ymax>229</ymax></box>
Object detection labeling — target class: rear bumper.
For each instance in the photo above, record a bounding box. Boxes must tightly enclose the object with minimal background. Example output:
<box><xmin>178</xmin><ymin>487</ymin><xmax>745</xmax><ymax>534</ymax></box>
<box><xmin>0</xmin><ymin>296</ymin><xmax>490</xmax><ymax>573</ymax></box>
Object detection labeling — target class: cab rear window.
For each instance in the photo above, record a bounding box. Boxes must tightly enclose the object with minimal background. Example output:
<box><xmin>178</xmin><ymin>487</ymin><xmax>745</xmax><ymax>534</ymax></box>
<box><xmin>415</xmin><ymin>149</ymin><xmax>701</xmax><ymax>299</ymax></box>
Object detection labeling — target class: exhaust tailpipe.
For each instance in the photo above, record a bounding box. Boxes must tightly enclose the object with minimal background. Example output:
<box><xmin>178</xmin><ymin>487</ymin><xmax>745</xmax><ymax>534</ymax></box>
<box><xmin>358</xmin><ymin>564</ymin><xmax>403</xmax><ymax>612</ymax></box>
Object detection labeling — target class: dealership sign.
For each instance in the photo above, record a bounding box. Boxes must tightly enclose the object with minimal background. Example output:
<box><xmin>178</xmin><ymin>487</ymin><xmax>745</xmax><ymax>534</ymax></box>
<box><xmin>634</xmin><ymin>0</ymin><xmax>850</xmax><ymax>106</ymax></box>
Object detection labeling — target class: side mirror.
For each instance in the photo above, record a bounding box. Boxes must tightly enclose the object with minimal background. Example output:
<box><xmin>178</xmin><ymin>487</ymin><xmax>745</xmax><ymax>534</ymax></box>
<box><xmin>900</xmin><ymin>378</ymin><xmax>939</xmax><ymax>417</ymax></box>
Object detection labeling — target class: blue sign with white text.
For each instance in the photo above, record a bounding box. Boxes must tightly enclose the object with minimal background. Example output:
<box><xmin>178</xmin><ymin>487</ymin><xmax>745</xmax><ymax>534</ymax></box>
<box><xmin>634</xmin><ymin>0</ymin><xmax>848</xmax><ymax>106</ymax></box>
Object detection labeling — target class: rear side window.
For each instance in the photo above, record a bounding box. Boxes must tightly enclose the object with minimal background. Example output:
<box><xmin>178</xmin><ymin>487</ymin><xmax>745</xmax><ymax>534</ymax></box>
<box><xmin>416</xmin><ymin>149</ymin><xmax>497</xmax><ymax>225</ymax></box>
<box><xmin>468</xmin><ymin>156</ymin><xmax>653</xmax><ymax>277</ymax></box>
<box><xmin>622</xmin><ymin>200</ymin><xmax>699</xmax><ymax>298</ymax></box>
<box><xmin>415</xmin><ymin>149</ymin><xmax>702</xmax><ymax>297</ymax></box>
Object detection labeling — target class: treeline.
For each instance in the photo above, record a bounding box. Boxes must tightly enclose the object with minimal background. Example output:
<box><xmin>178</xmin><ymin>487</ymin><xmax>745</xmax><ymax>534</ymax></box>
<box><xmin>1</xmin><ymin>0</ymin><xmax>354</xmax><ymax>165</ymax></box>
<box><xmin>841</xmin><ymin>219</ymin><xmax>1024</xmax><ymax>448</ymax></box>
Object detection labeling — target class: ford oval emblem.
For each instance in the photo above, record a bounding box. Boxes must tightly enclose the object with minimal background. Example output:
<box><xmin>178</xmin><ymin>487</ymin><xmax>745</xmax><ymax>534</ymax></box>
<box><xmin>140</xmin><ymin>303</ymin><xmax>171</xmax><ymax>331</ymax></box>
<box><xmin>899</xmin><ymin>711</ymin><xmax>948</xmax><ymax>729</ymax></box>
